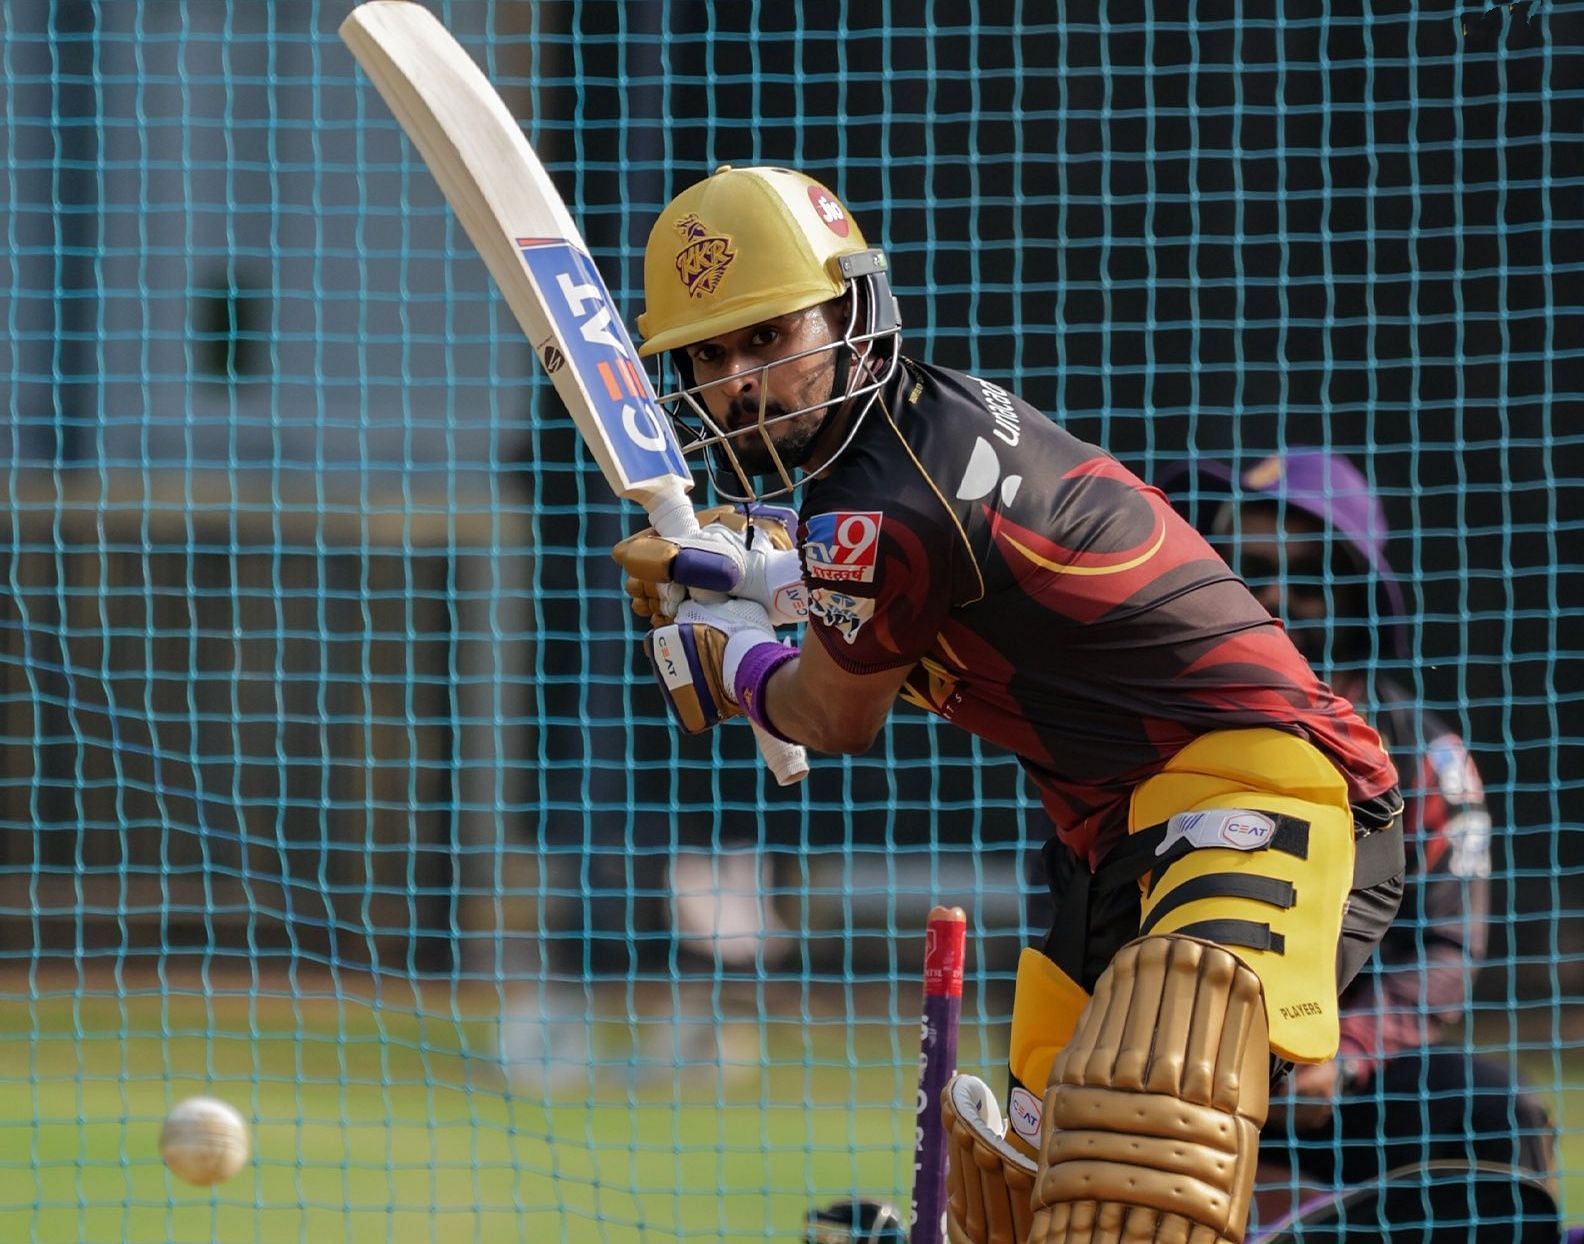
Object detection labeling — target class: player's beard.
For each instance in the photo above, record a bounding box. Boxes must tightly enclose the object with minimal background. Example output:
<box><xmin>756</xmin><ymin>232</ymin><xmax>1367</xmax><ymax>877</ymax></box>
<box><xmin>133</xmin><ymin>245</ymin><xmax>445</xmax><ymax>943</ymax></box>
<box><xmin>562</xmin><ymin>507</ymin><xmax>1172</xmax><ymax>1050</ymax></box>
<box><xmin>719</xmin><ymin>398</ymin><xmax>828</xmax><ymax>477</ymax></box>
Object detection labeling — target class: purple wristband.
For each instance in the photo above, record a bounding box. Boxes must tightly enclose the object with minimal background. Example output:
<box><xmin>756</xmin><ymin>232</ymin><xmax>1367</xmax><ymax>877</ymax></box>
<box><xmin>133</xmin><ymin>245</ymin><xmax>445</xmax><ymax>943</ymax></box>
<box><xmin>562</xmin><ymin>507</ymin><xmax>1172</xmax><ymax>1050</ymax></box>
<box><xmin>732</xmin><ymin>642</ymin><xmax>798</xmax><ymax>741</ymax></box>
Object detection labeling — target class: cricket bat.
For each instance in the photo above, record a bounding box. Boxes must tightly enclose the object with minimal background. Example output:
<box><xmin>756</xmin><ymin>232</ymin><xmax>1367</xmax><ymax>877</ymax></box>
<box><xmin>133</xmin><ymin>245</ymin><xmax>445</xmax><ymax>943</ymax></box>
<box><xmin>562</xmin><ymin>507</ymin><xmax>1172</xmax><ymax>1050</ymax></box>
<box><xmin>340</xmin><ymin>0</ymin><xmax>808</xmax><ymax>785</ymax></box>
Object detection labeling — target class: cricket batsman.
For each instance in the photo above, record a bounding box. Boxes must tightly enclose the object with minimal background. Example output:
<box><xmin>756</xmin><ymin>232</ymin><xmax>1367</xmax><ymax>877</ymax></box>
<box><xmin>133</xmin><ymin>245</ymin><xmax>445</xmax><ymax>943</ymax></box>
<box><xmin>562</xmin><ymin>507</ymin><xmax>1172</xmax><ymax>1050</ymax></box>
<box><xmin>612</xmin><ymin>165</ymin><xmax>1406</xmax><ymax>1243</ymax></box>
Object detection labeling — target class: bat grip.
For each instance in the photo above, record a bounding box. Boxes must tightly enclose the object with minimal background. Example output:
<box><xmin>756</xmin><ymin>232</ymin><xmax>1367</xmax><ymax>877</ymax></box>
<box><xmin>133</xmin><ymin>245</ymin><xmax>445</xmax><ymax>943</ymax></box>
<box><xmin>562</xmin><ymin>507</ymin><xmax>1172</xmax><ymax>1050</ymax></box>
<box><xmin>645</xmin><ymin>486</ymin><xmax>810</xmax><ymax>785</ymax></box>
<box><xmin>750</xmin><ymin>722</ymin><xmax>810</xmax><ymax>786</ymax></box>
<box><xmin>647</xmin><ymin>488</ymin><xmax>702</xmax><ymax>541</ymax></box>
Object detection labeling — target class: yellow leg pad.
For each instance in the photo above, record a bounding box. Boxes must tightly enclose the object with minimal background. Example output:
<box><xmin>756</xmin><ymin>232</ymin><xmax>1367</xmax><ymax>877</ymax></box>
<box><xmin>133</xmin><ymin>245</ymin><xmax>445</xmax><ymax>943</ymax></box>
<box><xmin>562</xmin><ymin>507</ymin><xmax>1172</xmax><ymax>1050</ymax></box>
<box><xmin>1135</xmin><ymin>792</ymin><xmax>1354</xmax><ymax>1063</ymax></box>
<box><xmin>1128</xmin><ymin>727</ymin><xmax>1360</xmax><ymax>1063</ymax></box>
<box><xmin>1008</xmin><ymin>948</ymin><xmax>1093</xmax><ymax>1115</ymax></box>
<box><xmin>1027</xmin><ymin>935</ymin><xmax>1269</xmax><ymax>1244</ymax></box>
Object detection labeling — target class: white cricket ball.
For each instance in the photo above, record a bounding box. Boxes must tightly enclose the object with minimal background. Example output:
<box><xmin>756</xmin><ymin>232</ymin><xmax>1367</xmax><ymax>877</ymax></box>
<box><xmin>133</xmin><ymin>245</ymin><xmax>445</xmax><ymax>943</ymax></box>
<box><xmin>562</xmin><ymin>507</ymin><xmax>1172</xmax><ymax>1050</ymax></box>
<box><xmin>159</xmin><ymin>1096</ymin><xmax>250</xmax><ymax>1186</ymax></box>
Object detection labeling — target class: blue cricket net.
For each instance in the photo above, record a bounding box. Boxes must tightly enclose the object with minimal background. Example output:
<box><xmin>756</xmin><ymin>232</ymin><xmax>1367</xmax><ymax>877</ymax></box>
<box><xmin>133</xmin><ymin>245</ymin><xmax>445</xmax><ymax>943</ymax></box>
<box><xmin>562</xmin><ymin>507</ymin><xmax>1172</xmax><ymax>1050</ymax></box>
<box><xmin>0</xmin><ymin>2</ymin><xmax>1579</xmax><ymax>1240</ymax></box>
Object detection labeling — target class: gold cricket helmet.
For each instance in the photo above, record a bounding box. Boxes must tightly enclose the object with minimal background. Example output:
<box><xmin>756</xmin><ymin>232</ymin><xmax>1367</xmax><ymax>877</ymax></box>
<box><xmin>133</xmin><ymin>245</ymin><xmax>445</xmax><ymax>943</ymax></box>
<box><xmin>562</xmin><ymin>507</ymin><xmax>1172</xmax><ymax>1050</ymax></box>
<box><xmin>637</xmin><ymin>165</ymin><xmax>876</xmax><ymax>357</ymax></box>
<box><xmin>636</xmin><ymin>166</ymin><xmax>902</xmax><ymax>502</ymax></box>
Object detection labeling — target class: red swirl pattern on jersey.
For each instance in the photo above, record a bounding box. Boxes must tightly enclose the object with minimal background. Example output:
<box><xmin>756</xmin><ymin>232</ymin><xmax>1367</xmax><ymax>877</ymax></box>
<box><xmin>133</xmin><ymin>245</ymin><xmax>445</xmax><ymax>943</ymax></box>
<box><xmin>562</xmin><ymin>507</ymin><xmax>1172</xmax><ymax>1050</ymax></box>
<box><xmin>799</xmin><ymin>360</ymin><xmax>1399</xmax><ymax>862</ymax></box>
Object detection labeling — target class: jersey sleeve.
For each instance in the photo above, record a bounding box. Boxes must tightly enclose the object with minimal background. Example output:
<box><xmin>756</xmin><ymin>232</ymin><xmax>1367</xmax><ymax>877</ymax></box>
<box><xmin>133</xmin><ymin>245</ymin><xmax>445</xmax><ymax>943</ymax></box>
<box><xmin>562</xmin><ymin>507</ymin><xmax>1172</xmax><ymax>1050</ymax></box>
<box><xmin>799</xmin><ymin>500</ymin><xmax>959</xmax><ymax>675</ymax></box>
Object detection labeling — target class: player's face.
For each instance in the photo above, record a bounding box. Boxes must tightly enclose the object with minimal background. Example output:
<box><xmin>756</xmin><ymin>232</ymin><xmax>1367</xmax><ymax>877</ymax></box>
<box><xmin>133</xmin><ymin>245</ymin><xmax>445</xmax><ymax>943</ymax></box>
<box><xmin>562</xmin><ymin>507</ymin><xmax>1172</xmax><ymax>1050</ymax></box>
<box><xmin>681</xmin><ymin>303</ymin><xmax>845</xmax><ymax>477</ymax></box>
<box><xmin>1230</xmin><ymin>503</ymin><xmax>1366</xmax><ymax>668</ymax></box>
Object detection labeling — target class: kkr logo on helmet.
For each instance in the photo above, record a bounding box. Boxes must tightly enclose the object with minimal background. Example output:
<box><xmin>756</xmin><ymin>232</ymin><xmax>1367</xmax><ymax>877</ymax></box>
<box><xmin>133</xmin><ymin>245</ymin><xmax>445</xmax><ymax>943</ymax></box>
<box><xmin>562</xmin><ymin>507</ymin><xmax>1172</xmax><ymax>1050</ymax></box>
<box><xmin>673</xmin><ymin>213</ymin><xmax>736</xmax><ymax>299</ymax></box>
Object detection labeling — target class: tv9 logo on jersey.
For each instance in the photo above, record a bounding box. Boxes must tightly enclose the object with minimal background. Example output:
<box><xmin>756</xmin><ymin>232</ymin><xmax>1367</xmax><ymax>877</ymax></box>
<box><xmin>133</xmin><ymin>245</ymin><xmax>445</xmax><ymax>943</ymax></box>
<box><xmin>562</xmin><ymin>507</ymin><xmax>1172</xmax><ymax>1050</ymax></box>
<box><xmin>803</xmin><ymin>511</ymin><xmax>882</xmax><ymax>583</ymax></box>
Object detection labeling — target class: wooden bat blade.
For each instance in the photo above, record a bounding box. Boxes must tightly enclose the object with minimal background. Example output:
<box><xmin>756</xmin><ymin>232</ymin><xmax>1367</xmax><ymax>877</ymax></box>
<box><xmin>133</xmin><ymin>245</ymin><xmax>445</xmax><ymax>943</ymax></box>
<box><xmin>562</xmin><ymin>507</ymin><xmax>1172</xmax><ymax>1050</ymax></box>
<box><xmin>339</xmin><ymin>0</ymin><xmax>691</xmax><ymax>508</ymax></box>
<box><xmin>341</xmin><ymin>2</ymin><xmax>808</xmax><ymax>786</ymax></box>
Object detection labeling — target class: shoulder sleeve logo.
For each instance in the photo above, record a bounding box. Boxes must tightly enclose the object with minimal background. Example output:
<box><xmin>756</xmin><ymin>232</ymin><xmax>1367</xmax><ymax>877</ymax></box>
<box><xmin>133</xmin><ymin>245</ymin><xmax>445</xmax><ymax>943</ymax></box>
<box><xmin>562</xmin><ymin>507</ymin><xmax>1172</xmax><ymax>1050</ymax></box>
<box><xmin>803</xmin><ymin>511</ymin><xmax>883</xmax><ymax>583</ymax></box>
<box><xmin>673</xmin><ymin>214</ymin><xmax>736</xmax><ymax>298</ymax></box>
<box><xmin>808</xmin><ymin>588</ymin><xmax>875</xmax><ymax>643</ymax></box>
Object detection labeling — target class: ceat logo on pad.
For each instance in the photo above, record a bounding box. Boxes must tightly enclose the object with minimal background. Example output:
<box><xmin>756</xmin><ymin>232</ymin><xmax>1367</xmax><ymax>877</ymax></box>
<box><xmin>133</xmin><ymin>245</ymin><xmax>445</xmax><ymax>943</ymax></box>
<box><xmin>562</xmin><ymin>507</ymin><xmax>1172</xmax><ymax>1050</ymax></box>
<box><xmin>1008</xmin><ymin>1087</ymin><xmax>1043</xmax><ymax>1145</ymax></box>
<box><xmin>1157</xmin><ymin>808</ymin><xmax>1277</xmax><ymax>856</ymax></box>
<box><xmin>1220</xmin><ymin>813</ymin><xmax>1277</xmax><ymax>849</ymax></box>
<box><xmin>803</xmin><ymin>511</ymin><xmax>881</xmax><ymax>583</ymax></box>
<box><xmin>807</xmin><ymin>184</ymin><xmax>850</xmax><ymax>237</ymax></box>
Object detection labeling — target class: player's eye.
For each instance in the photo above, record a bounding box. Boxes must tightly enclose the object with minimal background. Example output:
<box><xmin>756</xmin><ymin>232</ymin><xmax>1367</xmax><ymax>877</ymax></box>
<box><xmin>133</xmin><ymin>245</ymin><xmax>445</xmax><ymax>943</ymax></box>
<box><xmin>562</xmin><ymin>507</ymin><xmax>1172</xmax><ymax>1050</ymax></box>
<box><xmin>749</xmin><ymin>325</ymin><xmax>779</xmax><ymax>348</ymax></box>
<box><xmin>689</xmin><ymin>344</ymin><xmax>721</xmax><ymax>367</ymax></box>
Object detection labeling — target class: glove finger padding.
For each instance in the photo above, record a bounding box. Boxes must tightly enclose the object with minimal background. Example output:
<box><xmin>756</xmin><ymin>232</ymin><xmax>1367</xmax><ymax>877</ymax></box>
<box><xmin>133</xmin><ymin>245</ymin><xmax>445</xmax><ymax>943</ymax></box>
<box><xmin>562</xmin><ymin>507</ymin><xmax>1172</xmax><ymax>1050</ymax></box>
<box><xmin>625</xmin><ymin>576</ymin><xmax>674</xmax><ymax>628</ymax></box>
<box><xmin>613</xmin><ymin>528</ymin><xmax>732</xmax><ymax>627</ymax></box>
<box><xmin>615</xmin><ymin>531</ymin><xmax>684</xmax><ymax>626</ymax></box>
<box><xmin>644</xmin><ymin>598</ymin><xmax>781</xmax><ymax>735</ymax></box>
<box><xmin>941</xmin><ymin>1074</ymin><xmax>1037</xmax><ymax>1244</ymax></box>
<box><xmin>613</xmin><ymin>531</ymin><xmax>684</xmax><ymax>585</ymax></box>
<box><xmin>613</xmin><ymin>503</ymin><xmax>801</xmax><ymax>625</ymax></box>
<box><xmin>646</xmin><ymin>619</ymin><xmax>739</xmax><ymax>734</ymax></box>
<box><xmin>1029</xmin><ymin>935</ymin><xmax>1269</xmax><ymax>1244</ymax></box>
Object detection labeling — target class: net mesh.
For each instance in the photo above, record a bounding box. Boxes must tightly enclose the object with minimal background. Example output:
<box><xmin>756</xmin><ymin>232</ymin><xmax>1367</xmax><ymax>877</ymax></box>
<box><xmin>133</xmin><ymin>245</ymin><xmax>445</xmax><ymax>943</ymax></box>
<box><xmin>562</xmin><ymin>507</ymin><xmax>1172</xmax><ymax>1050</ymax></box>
<box><xmin>0</xmin><ymin>1</ymin><xmax>1580</xmax><ymax>1240</ymax></box>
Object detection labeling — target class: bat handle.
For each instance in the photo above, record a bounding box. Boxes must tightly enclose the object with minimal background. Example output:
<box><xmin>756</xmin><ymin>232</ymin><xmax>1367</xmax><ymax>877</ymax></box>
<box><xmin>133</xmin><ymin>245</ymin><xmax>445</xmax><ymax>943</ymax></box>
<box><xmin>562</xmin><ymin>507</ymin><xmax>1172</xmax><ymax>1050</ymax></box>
<box><xmin>751</xmin><ymin>722</ymin><xmax>809</xmax><ymax>786</ymax></box>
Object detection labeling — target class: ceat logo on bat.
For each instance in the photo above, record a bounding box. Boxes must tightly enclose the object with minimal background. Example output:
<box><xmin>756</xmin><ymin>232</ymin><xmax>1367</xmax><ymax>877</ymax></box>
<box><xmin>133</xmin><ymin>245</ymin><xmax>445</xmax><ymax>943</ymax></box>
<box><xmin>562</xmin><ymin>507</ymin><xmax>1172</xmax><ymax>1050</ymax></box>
<box><xmin>803</xmin><ymin>511</ymin><xmax>882</xmax><ymax>583</ymax></box>
<box><xmin>515</xmin><ymin>238</ymin><xmax>688</xmax><ymax>485</ymax></box>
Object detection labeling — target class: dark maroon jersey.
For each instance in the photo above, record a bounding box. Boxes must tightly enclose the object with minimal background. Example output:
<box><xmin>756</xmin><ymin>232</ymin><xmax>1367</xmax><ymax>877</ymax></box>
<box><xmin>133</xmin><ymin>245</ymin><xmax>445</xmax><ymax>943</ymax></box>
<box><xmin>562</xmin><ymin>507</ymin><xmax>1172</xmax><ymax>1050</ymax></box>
<box><xmin>798</xmin><ymin>359</ymin><xmax>1399</xmax><ymax>862</ymax></box>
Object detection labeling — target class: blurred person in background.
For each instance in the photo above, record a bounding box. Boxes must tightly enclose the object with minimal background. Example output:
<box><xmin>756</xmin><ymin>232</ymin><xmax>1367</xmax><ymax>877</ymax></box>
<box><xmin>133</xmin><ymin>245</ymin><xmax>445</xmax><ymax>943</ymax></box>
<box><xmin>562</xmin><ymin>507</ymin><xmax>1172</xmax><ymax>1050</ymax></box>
<box><xmin>497</xmin><ymin>838</ymin><xmax>786</xmax><ymax>1090</ymax></box>
<box><xmin>1163</xmin><ymin>449</ymin><xmax>1555</xmax><ymax>1218</ymax></box>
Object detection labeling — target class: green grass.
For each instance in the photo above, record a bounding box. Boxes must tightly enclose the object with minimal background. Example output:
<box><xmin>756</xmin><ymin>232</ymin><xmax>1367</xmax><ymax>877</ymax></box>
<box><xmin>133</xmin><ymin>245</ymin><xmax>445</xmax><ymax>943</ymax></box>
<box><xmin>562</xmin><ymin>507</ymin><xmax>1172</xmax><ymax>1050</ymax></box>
<box><xmin>0</xmin><ymin>977</ymin><xmax>964</xmax><ymax>1243</ymax></box>
<box><xmin>1</xmin><ymin>980</ymin><xmax>1579</xmax><ymax>1242</ymax></box>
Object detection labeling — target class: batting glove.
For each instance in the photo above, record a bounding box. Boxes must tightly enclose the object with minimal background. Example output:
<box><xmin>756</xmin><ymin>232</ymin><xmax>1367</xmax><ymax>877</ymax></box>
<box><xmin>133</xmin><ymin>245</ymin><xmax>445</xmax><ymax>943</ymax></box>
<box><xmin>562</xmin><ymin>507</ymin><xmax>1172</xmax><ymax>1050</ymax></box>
<box><xmin>644</xmin><ymin>597</ymin><xmax>795</xmax><ymax>735</ymax></box>
<box><xmin>613</xmin><ymin>504</ymin><xmax>806</xmax><ymax>626</ymax></box>
<box><xmin>941</xmin><ymin>1074</ymin><xmax>1038</xmax><ymax>1244</ymax></box>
